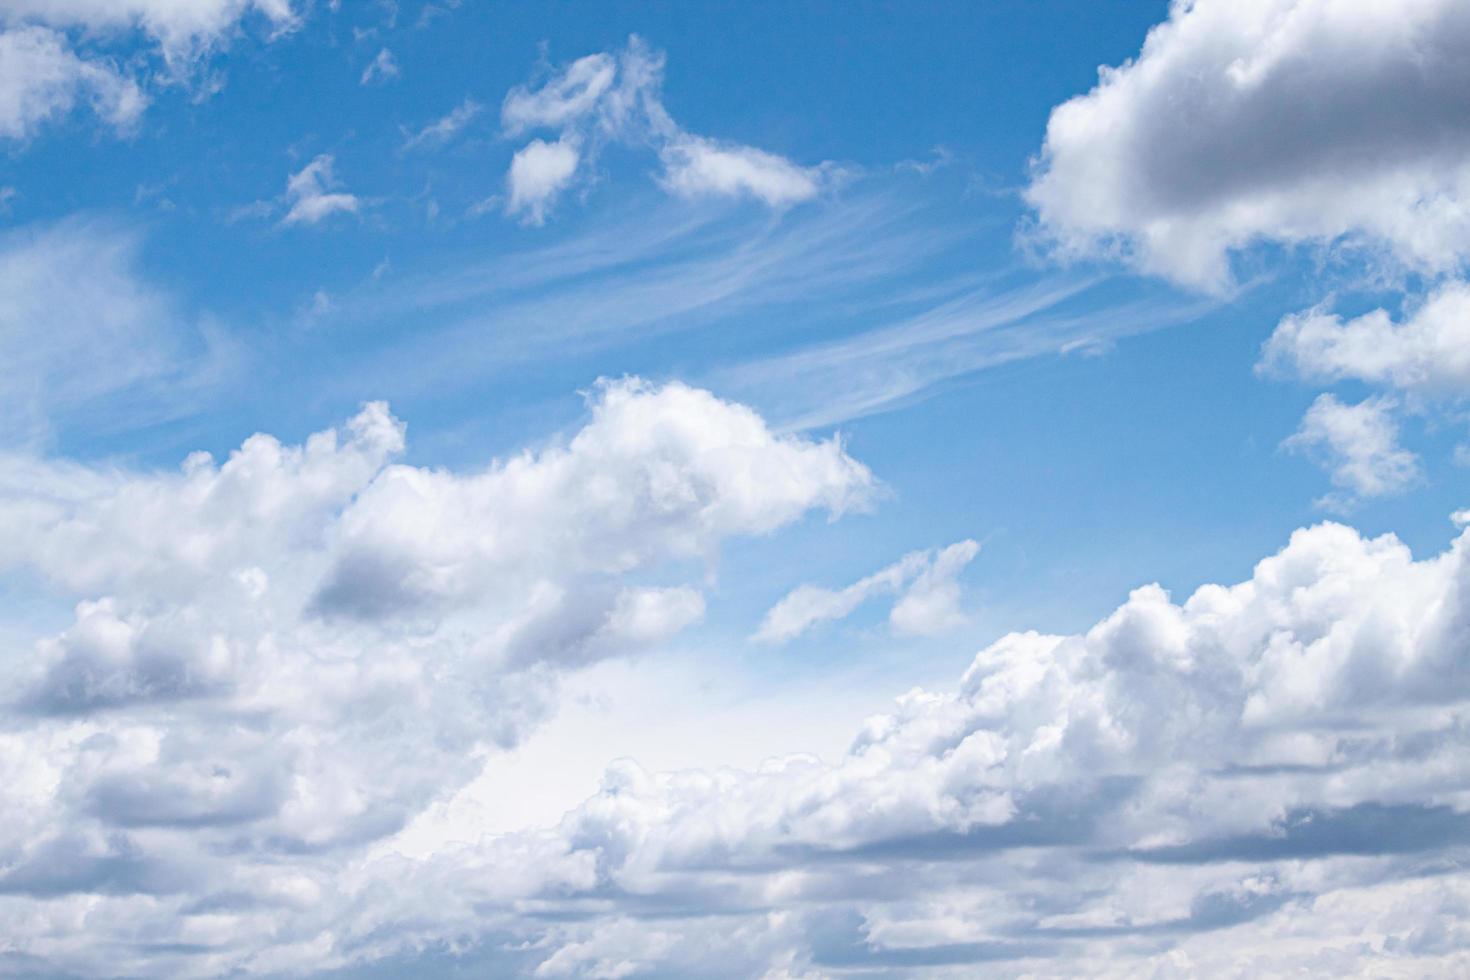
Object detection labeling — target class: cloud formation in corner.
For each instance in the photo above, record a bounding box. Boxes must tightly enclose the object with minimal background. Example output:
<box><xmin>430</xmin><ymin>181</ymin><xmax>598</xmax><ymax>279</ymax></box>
<box><xmin>499</xmin><ymin>36</ymin><xmax>835</xmax><ymax>224</ymax></box>
<box><xmin>0</xmin><ymin>1</ymin><xmax>296</xmax><ymax>144</ymax></box>
<box><xmin>1025</xmin><ymin>0</ymin><xmax>1470</xmax><ymax>291</ymax></box>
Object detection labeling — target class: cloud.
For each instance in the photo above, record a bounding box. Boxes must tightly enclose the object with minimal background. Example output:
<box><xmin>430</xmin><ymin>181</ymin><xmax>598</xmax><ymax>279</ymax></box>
<box><xmin>888</xmin><ymin>538</ymin><xmax>980</xmax><ymax>636</ymax></box>
<box><xmin>659</xmin><ymin>135</ymin><xmax>829</xmax><ymax>207</ymax></box>
<box><xmin>281</xmin><ymin>153</ymin><xmax>360</xmax><ymax>226</ymax></box>
<box><xmin>1283</xmin><ymin>394</ymin><xmax>1420</xmax><ymax>509</ymax></box>
<box><xmin>3</xmin><ymin>400</ymin><xmax>1470</xmax><ymax>976</ymax></box>
<box><xmin>1261</xmin><ymin>281</ymin><xmax>1470</xmax><ymax>399</ymax></box>
<box><xmin>497</xmin><ymin>36</ymin><xmax>831</xmax><ymax>221</ymax></box>
<box><xmin>0</xmin><ymin>26</ymin><xmax>146</xmax><ymax>141</ymax></box>
<box><xmin>358</xmin><ymin>46</ymin><xmax>397</xmax><ymax>85</ymax></box>
<box><xmin>755</xmin><ymin>539</ymin><xmax>978</xmax><ymax>643</ymax></box>
<box><xmin>402</xmin><ymin>97</ymin><xmax>480</xmax><ymax>150</ymax></box>
<box><xmin>504</xmin><ymin>135</ymin><xmax>580</xmax><ymax>225</ymax></box>
<box><xmin>0</xmin><ymin>1</ymin><xmax>296</xmax><ymax>146</ymax></box>
<box><xmin>0</xmin><ymin>0</ymin><xmax>298</xmax><ymax>64</ymax></box>
<box><xmin>237</xmin><ymin>516</ymin><xmax>1470</xmax><ymax>975</ymax></box>
<box><xmin>0</xmin><ymin>219</ymin><xmax>226</xmax><ymax>446</ymax></box>
<box><xmin>1025</xmin><ymin>0</ymin><xmax>1470</xmax><ymax>290</ymax></box>
<box><xmin>0</xmin><ymin>380</ymin><xmax>872</xmax><ymax>967</ymax></box>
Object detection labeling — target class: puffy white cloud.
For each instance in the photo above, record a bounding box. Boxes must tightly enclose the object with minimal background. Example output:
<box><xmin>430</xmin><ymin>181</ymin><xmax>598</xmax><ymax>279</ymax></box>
<box><xmin>0</xmin><ymin>26</ymin><xmax>145</xmax><ymax>141</ymax></box>
<box><xmin>0</xmin><ymin>378</ymin><xmax>873</xmax><ymax>974</ymax></box>
<box><xmin>3</xmin><ymin>451</ymin><xmax>1470</xmax><ymax>976</ymax></box>
<box><xmin>281</xmin><ymin>154</ymin><xmax>359</xmax><ymax>226</ymax></box>
<box><xmin>505</xmin><ymin>136</ymin><xmax>581</xmax><ymax>225</ymax></box>
<box><xmin>1283</xmin><ymin>394</ymin><xmax>1420</xmax><ymax>509</ymax></box>
<box><xmin>1261</xmin><ymin>281</ymin><xmax>1470</xmax><ymax>398</ymax></box>
<box><xmin>318</xmin><ymin>517</ymin><xmax>1470</xmax><ymax>976</ymax></box>
<box><xmin>498</xmin><ymin>36</ymin><xmax>831</xmax><ymax>221</ymax></box>
<box><xmin>755</xmin><ymin>539</ymin><xmax>978</xmax><ymax>644</ymax></box>
<box><xmin>1026</xmin><ymin>0</ymin><xmax>1470</xmax><ymax>290</ymax></box>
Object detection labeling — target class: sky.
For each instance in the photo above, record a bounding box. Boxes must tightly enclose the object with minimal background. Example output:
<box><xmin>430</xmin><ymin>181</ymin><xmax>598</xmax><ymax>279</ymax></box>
<box><xmin>1</xmin><ymin>0</ymin><xmax>1469</xmax><ymax>976</ymax></box>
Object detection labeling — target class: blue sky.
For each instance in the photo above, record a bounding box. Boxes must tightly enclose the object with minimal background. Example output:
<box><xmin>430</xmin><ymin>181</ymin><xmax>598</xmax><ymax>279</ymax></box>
<box><xmin>3</xmin><ymin>1</ymin><xmax>1470</xmax><ymax>976</ymax></box>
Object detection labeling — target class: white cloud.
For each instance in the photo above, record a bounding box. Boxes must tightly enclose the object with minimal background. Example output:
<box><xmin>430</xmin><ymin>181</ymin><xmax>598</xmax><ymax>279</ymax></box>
<box><xmin>659</xmin><ymin>135</ymin><xmax>828</xmax><ymax>207</ymax></box>
<box><xmin>1261</xmin><ymin>281</ymin><xmax>1470</xmax><ymax>398</ymax></box>
<box><xmin>755</xmin><ymin>539</ymin><xmax>978</xmax><ymax>644</ymax></box>
<box><xmin>315</xmin><ymin>518</ymin><xmax>1470</xmax><ymax>975</ymax></box>
<box><xmin>0</xmin><ymin>26</ymin><xmax>145</xmax><ymax>141</ymax></box>
<box><xmin>0</xmin><ymin>2</ymin><xmax>296</xmax><ymax>146</ymax></box>
<box><xmin>0</xmin><ymin>0</ymin><xmax>297</xmax><ymax>63</ymax></box>
<box><xmin>1283</xmin><ymin>394</ymin><xmax>1420</xmax><ymax>509</ymax></box>
<box><xmin>0</xmin><ymin>380</ymin><xmax>872</xmax><ymax>971</ymax></box>
<box><xmin>1026</xmin><ymin>0</ymin><xmax>1470</xmax><ymax>291</ymax></box>
<box><xmin>501</xmin><ymin>51</ymin><xmax>617</xmax><ymax>136</ymax></box>
<box><xmin>403</xmin><ymin>96</ymin><xmax>480</xmax><ymax>150</ymax></box>
<box><xmin>888</xmin><ymin>538</ymin><xmax>979</xmax><ymax>636</ymax></box>
<box><xmin>281</xmin><ymin>153</ymin><xmax>360</xmax><ymax>226</ymax></box>
<box><xmin>498</xmin><ymin>36</ymin><xmax>830</xmax><ymax>221</ymax></box>
<box><xmin>3</xmin><ymin>398</ymin><xmax>1470</xmax><ymax>976</ymax></box>
<box><xmin>505</xmin><ymin>136</ymin><xmax>580</xmax><ymax>225</ymax></box>
<box><xmin>359</xmin><ymin>46</ymin><xmax>397</xmax><ymax>85</ymax></box>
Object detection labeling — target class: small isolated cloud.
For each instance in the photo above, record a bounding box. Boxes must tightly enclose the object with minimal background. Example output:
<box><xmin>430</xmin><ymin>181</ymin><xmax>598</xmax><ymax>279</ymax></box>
<box><xmin>1283</xmin><ymin>394</ymin><xmax>1420</xmax><ymax>510</ymax></box>
<box><xmin>505</xmin><ymin>136</ymin><xmax>580</xmax><ymax>226</ymax></box>
<box><xmin>403</xmin><ymin>97</ymin><xmax>480</xmax><ymax>150</ymax></box>
<box><xmin>497</xmin><ymin>36</ymin><xmax>833</xmax><ymax>224</ymax></box>
<box><xmin>359</xmin><ymin>46</ymin><xmax>398</xmax><ymax>85</ymax></box>
<box><xmin>755</xmin><ymin>539</ymin><xmax>978</xmax><ymax>643</ymax></box>
<box><xmin>1025</xmin><ymin>0</ymin><xmax>1470</xmax><ymax>291</ymax></box>
<box><xmin>659</xmin><ymin>135</ymin><xmax>827</xmax><ymax>208</ymax></box>
<box><xmin>281</xmin><ymin>154</ymin><xmax>360</xmax><ymax>226</ymax></box>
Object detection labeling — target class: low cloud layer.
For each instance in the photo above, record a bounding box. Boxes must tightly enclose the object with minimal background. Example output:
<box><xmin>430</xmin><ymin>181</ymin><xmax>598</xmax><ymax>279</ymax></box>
<box><xmin>0</xmin><ymin>380</ymin><xmax>874</xmax><ymax>975</ymax></box>
<box><xmin>1</xmin><ymin>391</ymin><xmax>1466</xmax><ymax>974</ymax></box>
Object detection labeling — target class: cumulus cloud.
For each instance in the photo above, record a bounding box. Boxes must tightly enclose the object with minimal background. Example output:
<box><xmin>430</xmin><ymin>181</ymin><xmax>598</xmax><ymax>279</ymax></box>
<box><xmin>0</xmin><ymin>379</ymin><xmax>875</xmax><ymax>974</ymax></box>
<box><xmin>1026</xmin><ymin>0</ymin><xmax>1470</xmax><ymax>290</ymax></box>
<box><xmin>504</xmin><ymin>136</ymin><xmax>580</xmax><ymax>225</ymax></box>
<box><xmin>0</xmin><ymin>26</ymin><xmax>145</xmax><ymax>141</ymax></box>
<box><xmin>1261</xmin><ymin>281</ymin><xmax>1470</xmax><ymax>399</ymax></box>
<box><xmin>2</xmin><ymin>395</ymin><xmax>1469</xmax><ymax>976</ymax></box>
<box><xmin>1283</xmin><ymin>394</ymin><xmax>1420</xmax><ymax>509</ymax></box>
<box><xmin>14</xmin><ymin>514</ymin><xmax>1459</xmax><ymax>975</ymax></box>
<box><xmin>755</xmin><ymin>539</ymin><xmax>978</xmax><ymax>643</ymax></box>
<box><xmin>498</xmin><ymin>36</ymin><xmax>832</xmax><ymax>222</ymax></box>
<box><xmin>281</xmin><ymin>154</ymin><xmax>360</xmax><ymax>226</ymax></box>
